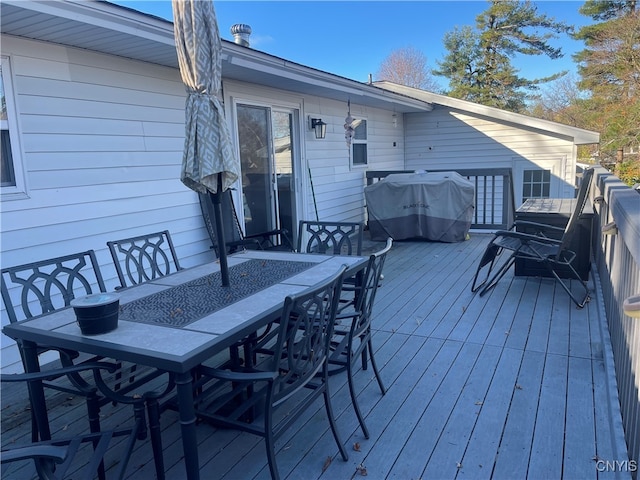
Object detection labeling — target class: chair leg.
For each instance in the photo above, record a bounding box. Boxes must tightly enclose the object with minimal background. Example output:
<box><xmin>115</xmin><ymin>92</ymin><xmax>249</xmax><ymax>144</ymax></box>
<box><xmin>264</xmin><ymin>405</ymin><xmax>280</xmax><ymax>480</ymax></box>
<box><xmin>479</xmin><ymin>254</ymin><xmax>517</xmax><ymax>297</ymax></box>
<box><xmin>323</xmin><ymin>384</ymin><xmax>348</xmax><ymax>461</ymax></box>
<box><xmin>471</xmin><ymin>244</ymin><xmax>501</xmax><ymax>293</ymax></box>
<box><xmin>367</xmin><ymin>338</ymin><xmax>386</xmax><ymax>395</ymax></box>
<box><xmin>347</xmin><ymin>359</ymin><xmax>370</xmax><ymax>439</ymax></box>
<box><xmin>30</xmin><ymin>408</ymin><xmax>39</xmax><ymax>443</ymax></box>
<box><xmin>546</xmin><ymin>263</ymin><xmax>590</xmax><ymax>308</ymax></box>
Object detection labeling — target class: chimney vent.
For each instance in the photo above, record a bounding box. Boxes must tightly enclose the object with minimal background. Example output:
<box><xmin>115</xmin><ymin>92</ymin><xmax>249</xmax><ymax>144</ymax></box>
<box><xmin>231</xmin><ymin>24</ymin><xmax>251</xmax><ymax>47</ymax></box>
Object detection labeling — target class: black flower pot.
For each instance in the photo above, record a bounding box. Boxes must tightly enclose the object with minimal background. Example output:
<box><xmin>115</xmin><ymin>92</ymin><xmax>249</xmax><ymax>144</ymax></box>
<box><xmin>71</xmin><ymin>293</ymin><xmax>120</xmax><ymax>335</ymax></box>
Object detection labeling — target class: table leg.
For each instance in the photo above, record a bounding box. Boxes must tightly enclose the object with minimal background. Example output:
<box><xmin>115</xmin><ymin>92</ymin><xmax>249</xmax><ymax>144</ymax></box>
<box><xmin>176</xmin><ymin>371</ymin><xmax>200</xmax><ymax>480</ymax></box>
<box><xmin>21</xmin><ymin>340</ymin><xmax>51</xmax><ymax>441</ymax></box>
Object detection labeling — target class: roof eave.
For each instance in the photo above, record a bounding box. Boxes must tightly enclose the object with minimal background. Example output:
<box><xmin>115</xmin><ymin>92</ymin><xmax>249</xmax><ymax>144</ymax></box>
<box><xmin>1</xmin><ymin>0</ymin><xmax>433</xmax><ymax>113</ymax></box>
<box><xmin>374</xmin><ymin>81</ymin><xmax>601</xmax><ymax>144</ymax></box>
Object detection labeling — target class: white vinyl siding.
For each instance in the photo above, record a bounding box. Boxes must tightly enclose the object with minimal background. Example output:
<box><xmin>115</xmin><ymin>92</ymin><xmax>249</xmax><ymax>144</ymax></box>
<box><xmin>0</xmin><ymin>36</ymin><xmax>215</xmax><ymax>372</ymax></box>
<box><xmin>404</xmin><ymin>106</ymin><xmax>578</xmax><ymax>200</ymax></box>
<box><xmin>223</xmin><ymin>80</ymin><xmax>404</xmax><ymax>224</ymax></box>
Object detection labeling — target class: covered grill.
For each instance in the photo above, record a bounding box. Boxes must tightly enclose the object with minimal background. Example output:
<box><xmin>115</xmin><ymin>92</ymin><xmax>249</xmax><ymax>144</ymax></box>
<box><xmin>365</xmin><ymin>172</ymin><xmax>475</xmax><ymax>243</ymax></box>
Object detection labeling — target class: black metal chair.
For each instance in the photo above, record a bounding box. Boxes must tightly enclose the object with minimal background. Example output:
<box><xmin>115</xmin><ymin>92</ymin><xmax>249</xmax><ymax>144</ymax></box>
<box><xmin>199</xmin><ymin>190</ymin><xmax>293</xmax><ymax>257</ymax></box>
<box><xmin>107</xmin><ymin>230</ymin><xmax>182</xmax><ymax>289</ymax></box>
<box><xmin>1</xmin><ymin>362</ymin><xmax>145</xmax><ymax>480</ymax></box>
<box><xmin>200</xmin><ymin>190</ymin><xmax>295</xmax><ymax>370</ymax></box>
<box><xmin>297</xmin><ymin>220</ymin><xmax>365</xmax><ymax>314</ymax></box>
<box><xmin>0</xmin><ymin>250</ymin><xmax>172</xmax><ymax>479</ymax></box>
<box><xmin>328</xmin><ymin>237</ymin><xmax>393</xmax><ymax>439</ymax></box>
<box><xmin>194</xmin><ymin>265</ymin><xmax>349</xmax><ymax>480</ymax></box>
<box><xmin>297</xmin><ymin>220</ymin><xmax>364</xmax><ymax>255</ymax></box>
<box><xmin>471</xmin><ymin>167</ymin><xmax>594</xmax><ymax>308</ymax></box>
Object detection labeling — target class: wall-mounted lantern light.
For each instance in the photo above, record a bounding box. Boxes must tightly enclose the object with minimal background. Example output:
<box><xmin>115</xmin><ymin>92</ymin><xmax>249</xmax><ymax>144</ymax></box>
<box><xmin>392</xmin><ymin>113</ymin><xmax>398</xmax><ymax>128</ymax></box>
<box><xmin>309</xmin><ymin>117</ymin><xmax>327</xmax><ymax>139</ymax></box>
<box><xmin>602</xmin><ymin>221</ymin><xmax>618</xmax><ymax>235</ymax></box>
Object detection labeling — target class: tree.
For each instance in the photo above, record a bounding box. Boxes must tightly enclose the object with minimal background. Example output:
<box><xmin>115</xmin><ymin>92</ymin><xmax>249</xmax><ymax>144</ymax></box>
<box><xmin>528</xmin><ymin>74</ymin><xmax>587</xmax><ymax>125</ymax></box>
<box><xmin>528</xmin><ymin>74</ymin><xmax>598</xmax><ymax>161</ymax></box>
<box><xmin>434</xmin><ymin>0</ymin><xmax>572</xmax><ymax>112</ymax></box>
<box><xmin>573</xmin><ymin>1</ymin><xmax>639</xmax><ymax>171</ymax></box>
<box><xmin>376</xmin><ymin>46</ymin><xmax>441</xmax><ymax>92</ymax></box>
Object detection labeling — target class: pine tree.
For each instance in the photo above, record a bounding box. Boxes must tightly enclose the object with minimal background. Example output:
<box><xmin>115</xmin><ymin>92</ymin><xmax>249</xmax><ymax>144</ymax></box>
<box><xmin>573</xmin><ymin>0</ymin><xmax>639</xmax><ymax>171</ymax></box>
<box><xmin>435</xmin><ymin>0</ymin><xmax>571</xmax><ymax>113</ymax></box>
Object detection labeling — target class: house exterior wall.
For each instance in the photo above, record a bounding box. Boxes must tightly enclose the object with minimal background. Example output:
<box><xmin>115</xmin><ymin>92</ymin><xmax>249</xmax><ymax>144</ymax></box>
<box><xmin>0</xmin><ymin>35</ymin><xmax>217</xmax><ymax>372</ymax></box>
<box><xmin>404</xmin><ymin>106</ymin><xmax>578</xmax><ymax>205</ymax></box>
<box><xmin>302</xmin><ymin>98</ymin><xmax>405</xmax><ymax>221</ymax></box>
<box><xmin>0</xmin><ymin>35</ymin><xmax>404</xmax><ymax>373</ymax></box>
<box><xmin>222</xmin><ymin>79</ymin><xmax>405</xmax><ymax>225</ymax></box>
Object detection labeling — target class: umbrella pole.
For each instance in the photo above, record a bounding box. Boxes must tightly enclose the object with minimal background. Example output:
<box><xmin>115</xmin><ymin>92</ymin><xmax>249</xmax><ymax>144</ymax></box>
<box><xmin>212</xmin><ymin>177</ymin><xmax>230</xmax><ymax>287</ymax></box>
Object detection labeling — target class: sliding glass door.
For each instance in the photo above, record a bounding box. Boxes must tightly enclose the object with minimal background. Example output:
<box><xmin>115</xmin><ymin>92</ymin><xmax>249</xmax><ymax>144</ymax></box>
<box><xmin>236</xmin><ymin>104</ymin><xmax>297</xmax><ymax>244</ymax></box>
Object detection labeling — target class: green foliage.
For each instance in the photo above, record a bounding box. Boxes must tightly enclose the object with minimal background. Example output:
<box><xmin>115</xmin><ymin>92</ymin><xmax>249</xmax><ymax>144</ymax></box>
<box><xmin>434</xmin><ymin>0</ymin><xmax>571</xmax><ymax>112</ymax></box>
<box><xmin>572</xmin><ymin>2</ymin><xmax>639</xmax><ymax>162</ymax></box>
<box><xmin>617</xmin><ymin>159</ymin><xmax>640</xmax><ymax>186</ymax></box>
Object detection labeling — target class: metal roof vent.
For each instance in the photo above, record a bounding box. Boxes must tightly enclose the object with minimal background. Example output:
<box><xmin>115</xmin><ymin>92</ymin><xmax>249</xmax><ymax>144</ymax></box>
<box><xmin>231</xmin><ymin>24</ymin><xmax>251</xmax><ymax>47</ymax></box>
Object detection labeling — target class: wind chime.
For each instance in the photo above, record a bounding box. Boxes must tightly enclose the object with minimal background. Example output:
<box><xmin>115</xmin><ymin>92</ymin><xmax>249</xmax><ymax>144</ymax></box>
<box><xmin>344</xmin><ymin>99</ymin><xmax>355</xmax><ymax>154</ymax></box>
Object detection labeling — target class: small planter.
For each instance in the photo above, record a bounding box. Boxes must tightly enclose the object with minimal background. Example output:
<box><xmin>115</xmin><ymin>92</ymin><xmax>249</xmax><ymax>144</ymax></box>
<box><xmin>71</xmin><ymin>293</ymin><xmax>120</xmax><ymax>335</ymax></box>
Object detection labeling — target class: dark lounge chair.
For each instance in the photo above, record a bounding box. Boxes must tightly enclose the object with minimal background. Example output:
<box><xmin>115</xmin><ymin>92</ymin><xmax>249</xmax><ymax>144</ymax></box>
<box><xmin>471</xmin><ymin>168</ymin><xmax>594</xmax><ymax>308</ymax></box>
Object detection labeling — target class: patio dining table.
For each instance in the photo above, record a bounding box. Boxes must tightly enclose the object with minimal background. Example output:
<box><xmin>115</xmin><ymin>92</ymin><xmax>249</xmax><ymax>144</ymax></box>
<box><xmin>2</xmin><ymin>249</ymin><xmax>368</xmax><ymax>480</ymax></box>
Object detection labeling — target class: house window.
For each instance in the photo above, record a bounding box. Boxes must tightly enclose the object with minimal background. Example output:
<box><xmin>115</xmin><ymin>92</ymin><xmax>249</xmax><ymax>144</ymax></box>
<box><xmin>1</xmin><ymin>56</ymin><xmax>26</xmax><ymax>198</ymax></box>
<box><xmin>522</xmin><ymin>169</ymin><xmax>551</xmax><ymax>200</ymax></box>
<box><xmin>351</xmin><ymin>119</ymin><xmax>367</xmax><ymax>167</ymax></box>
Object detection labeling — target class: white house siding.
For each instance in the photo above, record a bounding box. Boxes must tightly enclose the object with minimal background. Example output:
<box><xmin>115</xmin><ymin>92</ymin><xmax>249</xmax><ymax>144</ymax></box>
<box><xmin>404</xmin><ymin>106</ymin><xmax>578</xmax><ymax>204</ymax></box>
<box><xmin>0</xmin><ymin>36</ymin><xmax>215</xmax><ymax>372</ymax></box>
<box><xmin>302</xmin><ymin>98</ymin><xmax>405</xmax><ymax>221</ymax></box>
<box><xmin>222</xmin><ymin>80</ymin><xmax>405</xmax><ymax>225</ymax></box>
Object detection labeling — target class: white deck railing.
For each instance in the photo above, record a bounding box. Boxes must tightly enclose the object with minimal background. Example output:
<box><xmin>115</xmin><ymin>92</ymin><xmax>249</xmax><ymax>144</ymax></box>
<box><xmin>590</xmin><ymin>166</ymin><xmax>640</xmax><ymax>471</ymax></box>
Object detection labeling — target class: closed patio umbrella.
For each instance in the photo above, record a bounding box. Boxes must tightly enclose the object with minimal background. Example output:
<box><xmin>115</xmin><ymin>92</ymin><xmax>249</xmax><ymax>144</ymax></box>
<box><xmin>172</xmin><ymin>0</ymin><xmax>239</xmax><ymax>286</ymax></box>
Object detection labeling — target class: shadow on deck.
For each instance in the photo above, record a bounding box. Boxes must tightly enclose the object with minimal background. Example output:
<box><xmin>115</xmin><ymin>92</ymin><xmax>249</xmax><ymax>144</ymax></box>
<box><xmin>1</xmin><ymin>233</ymin><xmax>630</xmax><ymax>479</ymax></box>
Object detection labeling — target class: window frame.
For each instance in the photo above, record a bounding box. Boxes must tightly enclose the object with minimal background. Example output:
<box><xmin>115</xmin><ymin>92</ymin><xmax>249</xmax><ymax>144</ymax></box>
<box><xmin>1</xmin><ymin>55</ymin><xmax>27</xmax><ymax>200</ymax></box>
<box><xmin>522</xmin><ymin>168</ymin><xmax>551</xmax><ymax>201</ymax></box>
<box><xmin>350</xmin><ymin>118</ymin><xmax>368</xmax><ymax>168</ymax></box>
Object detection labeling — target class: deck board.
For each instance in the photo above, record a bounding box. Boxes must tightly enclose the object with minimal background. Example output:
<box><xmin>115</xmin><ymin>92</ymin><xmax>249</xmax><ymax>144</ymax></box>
<box><xmin>564</xmin><ymin>355</ymin><xmax>598</xmax><ymax>480</ymax></box>
<box><xmin>491</xmin><ymin>349</ymin><xmax>545</xmax><ymax>479</ymax></box>
<box><xmin>528</xmin><ymin>352</ymin><xmax>568</xmax><ymax>479</ymax></box>
<box><xmin>456</xmin><ymin>346</ymin><xmax>524</xmax><ymax>480</ymax></box>
<box><xmin>1</xmin><ymin>233</ymin><xmax>631</xmax><ymax>480</ymax></box>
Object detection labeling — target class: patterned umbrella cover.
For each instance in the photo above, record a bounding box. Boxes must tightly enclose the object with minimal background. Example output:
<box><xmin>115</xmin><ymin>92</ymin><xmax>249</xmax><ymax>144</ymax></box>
<box><xmin>172</xmin><ymin>0</ymin><xmax>239</xmax><ymax>194</ymax></box>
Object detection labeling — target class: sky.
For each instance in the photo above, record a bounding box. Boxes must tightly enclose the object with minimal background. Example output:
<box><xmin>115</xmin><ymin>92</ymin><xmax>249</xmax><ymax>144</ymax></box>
<box><xmin>111</xmin><ymin>1</ymin><xmax>592</xmax><ymax>90</ymax></box>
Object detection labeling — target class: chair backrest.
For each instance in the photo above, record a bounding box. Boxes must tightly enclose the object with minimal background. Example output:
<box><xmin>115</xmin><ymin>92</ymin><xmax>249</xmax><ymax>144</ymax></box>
<box><xmin>199</xmin><ymin>190</ymin><xmax>293</xmax><ymax>255</ymax></box>
<box><xmin>107</xmin><ymin>230</ymin><xmax>181</xmax><ymax>289</ymax></box>
<box><xmin>270</xmin><ymin>264</ymin><xmax>347</xmax><ymax>405</ymax></box>
<box><xmin>559</xmin><ymin>167</ymin><xmax>594</xmax><ymax>255</ymax></box>
<box><xmin>1</xmin><ymin>250</ymin><xmax>106</xmax><ymax>324</ymax></box>
<box><xmin>352</xmin><ymin>238</ymin><xmax>393</xmax><ymax>336</ymax></box>
<box><xmin>297</xmin><ymin>221</ymin><xmax>364</xmax><ymax>255</ymax></box>
<box><xmin>199</xmin><ymin>190</ymin><xmax>246</xmax><ymax>257</ymax></box>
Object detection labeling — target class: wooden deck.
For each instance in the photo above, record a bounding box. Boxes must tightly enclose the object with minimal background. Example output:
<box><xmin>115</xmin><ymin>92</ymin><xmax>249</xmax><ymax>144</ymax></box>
<box><xmin>1</xmin><ymin>233</ymin><xmax>630</xmax><ymax>479</ymax></box>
